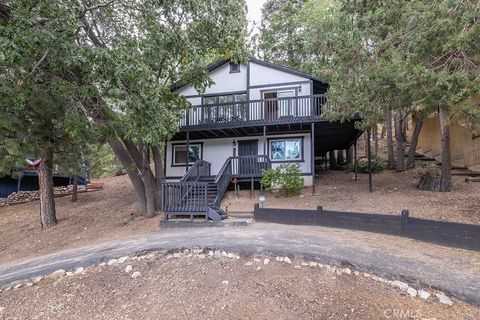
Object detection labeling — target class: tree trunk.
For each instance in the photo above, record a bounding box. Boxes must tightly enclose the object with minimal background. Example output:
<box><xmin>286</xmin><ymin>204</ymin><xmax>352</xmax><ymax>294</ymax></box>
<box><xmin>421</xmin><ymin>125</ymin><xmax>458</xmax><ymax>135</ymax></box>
<box><xmin>114</xmin><ymin>156</ymin><xmax>123</xmax><ymax>175</ymax></box>
<box><xmin>71</xmin><ymin>174</ymin><xmax>78</xmax><ymax>202</ymax></box>
<box><xmin>38</xmin><ymin>147</ymin><xmax>57</xmax><ymax>229</ymax></box>
<box><xmin>380</xmin><ymin>125</ymin><xmax>386</xmax><ymax>140</ymax></box>
<box><xmin>346</xmin><ymin>145</ymin><xmax>354</xmax><ymax>165</ymax></box>
<box><xmin>364</xmin><ymin>133</ymin><xmax>368</xmax><ymax>157</ymax></box>
<box><xmin>402</xmin><ymin>112</ymin><xmax>409</xmax><ymax>143</ymax></box>
<box><xmin>142</xmin><ymin>145</ymin><xmax>156</xmax><ymax>217</ymax></box>
<box><xmin>406</xmin><ymin>112</ymin><xmax>424</xmax><ymax>169</ymax></box>
<box><xmin>337</xmin><ymin>149</ymin><xmax>345</xmax><ymax>165</ymax></box>
<box><xmin>373</xmin><ymin>125</ymin><xmax>378</xmax><ymax>156</ymax></box>
<box><xmin>439</xmin><ymin>107</ymin><xmax>453</xmax><ymax>192</ymax></box>
<box><xmin>107</xmin><ymin>137</ymin><xmax>148</xmax><ymax>214</ymax></box>
<box><xmin>394</xmin><ymin>110</ymin><xmax>405</xmax><ymax>172</ymax></box>
<box><xmin>152</xmin><ymin>145</ymin><xmax>165</xmax><ymax>211</ymax></box>
<box><xmin>329</xmin><ymin>150</ymin><xmax>339</xmax><ymax>170</ymax></box>
<box><xmin>386</xmin><ymin>110</ymin><xmax>395</xmax><ymax>169</ymax></box>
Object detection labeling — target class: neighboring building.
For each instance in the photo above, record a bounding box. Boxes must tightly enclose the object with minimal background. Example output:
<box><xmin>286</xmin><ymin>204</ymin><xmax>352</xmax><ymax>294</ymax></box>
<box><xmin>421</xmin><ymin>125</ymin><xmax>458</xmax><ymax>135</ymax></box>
<box><xmin>415</xmin><ymin>112</ymin><xmax>480</xmax><ymax>172</ymax></box>
<box><xmin>162</xmin><ymin>58</ymin><xmax>361</xmax><ymax>220</ymax></box>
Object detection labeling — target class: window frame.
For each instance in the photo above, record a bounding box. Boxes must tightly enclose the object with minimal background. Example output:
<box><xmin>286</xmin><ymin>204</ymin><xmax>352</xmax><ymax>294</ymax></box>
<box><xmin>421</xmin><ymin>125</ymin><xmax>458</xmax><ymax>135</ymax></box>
<box><xmin>268</xmin><ymin>137</ymin><xmax>304</xmax><ymax>163</ymax></box>
<box><xmin>229</xmin><ymin>62</ymin><xmax>240</xmax><ymax>73</ymax></box>
<box><xmin>171</xmin><ymin>142</ymin><xmax>204</xmax><ymax>167</ymax></box>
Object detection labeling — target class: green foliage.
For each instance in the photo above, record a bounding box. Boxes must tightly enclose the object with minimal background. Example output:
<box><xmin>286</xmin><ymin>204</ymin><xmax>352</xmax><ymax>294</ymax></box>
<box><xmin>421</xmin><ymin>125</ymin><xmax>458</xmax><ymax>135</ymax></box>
<box><xmin>414</xmin><ymin>161</ymin><xmax>441</xmax><ymax>177</ymax></box>
<box><xmin>349</xmin><ymin>156</ymin><xmax>386</xmax><ymax>173</ymax></box>
<box><xmin>88</xmin><ymin>144</ymin><xmax>117</xmax><ymax>179</ymax></box>
<box><xmin>261</xmin><ymin>163</ymin><xmax>304</xmax><ymax>197</ymax></box>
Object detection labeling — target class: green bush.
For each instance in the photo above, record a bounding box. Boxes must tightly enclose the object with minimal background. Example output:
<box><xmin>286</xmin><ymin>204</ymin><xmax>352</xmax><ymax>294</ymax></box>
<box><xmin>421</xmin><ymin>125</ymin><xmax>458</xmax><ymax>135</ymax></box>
<box><xmin>261</xmin><ymin>163</ymin><xmax>304</xmax><ymax>197</ymax></box>
<box><xmin>414</xmin><ymin>161</ymin><xmax>440</xmax><ymax>177</ymax></box>
<box><xmin>348</xmin><ymin>156</ymin><xmax>386</xmax><ymax>173</ymax></box>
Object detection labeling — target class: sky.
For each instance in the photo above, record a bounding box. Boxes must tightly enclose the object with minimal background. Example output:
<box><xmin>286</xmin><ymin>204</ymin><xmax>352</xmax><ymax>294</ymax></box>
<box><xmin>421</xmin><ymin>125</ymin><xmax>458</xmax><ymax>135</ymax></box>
<box><xmin>246</xmin><ymin>0</ymin><xmax>266</xmax><ymax>34</ymax></box>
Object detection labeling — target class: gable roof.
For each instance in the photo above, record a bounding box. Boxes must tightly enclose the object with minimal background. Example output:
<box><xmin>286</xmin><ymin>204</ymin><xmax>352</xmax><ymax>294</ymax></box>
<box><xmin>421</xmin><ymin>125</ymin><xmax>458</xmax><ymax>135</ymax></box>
<box><xmin>171</xmin><ymin>57</ymin><xmax>329</xmax><ymax>92</ymax></box>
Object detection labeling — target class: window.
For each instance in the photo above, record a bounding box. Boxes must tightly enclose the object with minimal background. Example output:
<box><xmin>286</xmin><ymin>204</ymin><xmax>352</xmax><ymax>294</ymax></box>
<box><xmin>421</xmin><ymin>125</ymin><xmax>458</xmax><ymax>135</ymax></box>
<box><xmin>172</xmin><ymin>144</ymin><xmax>202</xmax><ymax>166</ymax></box>
<box><xmin>202</xmin><ymin>93</ymin><xmax>247</xmax><ymax>122</ymax></box>
<box><xmin>229</xmin><ymin>62</ymin><xmax>240</xmax><ymax>73</ymax></box>
<box><xmin>269</xmin><ymin>138</ymin><xmax>302</xmax><ymax>161</ymax></box>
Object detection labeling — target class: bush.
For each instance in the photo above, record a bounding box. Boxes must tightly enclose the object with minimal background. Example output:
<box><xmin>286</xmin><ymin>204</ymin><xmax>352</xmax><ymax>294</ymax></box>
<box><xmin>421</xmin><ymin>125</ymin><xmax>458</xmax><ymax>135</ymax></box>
<box><xmin>348</xmin><ymin>156</ymin><xmax>386</xmax><ymax>173</ymax></box>
<box><xmin>261</xmin><ymin>163</ymin><xmax>304</xmax><ymax>197</ymax></box>
<box><xmin>414</xmin><ymin>161</ymin><xmax>440</xmax><ymax>177</ymax></box>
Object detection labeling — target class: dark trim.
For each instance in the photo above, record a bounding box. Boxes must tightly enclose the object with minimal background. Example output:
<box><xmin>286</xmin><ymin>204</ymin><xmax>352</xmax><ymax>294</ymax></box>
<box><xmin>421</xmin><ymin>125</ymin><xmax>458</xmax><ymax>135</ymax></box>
<box><xmin>250</xmin><ymin>80</ymin><xmax>311</xmax><ymax>90</ymax></box>
<box><xmin>164</xmin><ymin>176</ymin><xmax>185</xmax><ymax>180</ymax></box>
<box><xmin>202</xmin><ymin>90</ymin><xmax>247</xmax><ymax>98</ymax></box>
<box><xmin>267</xmin><ymin>136</ymin><xmax>305</xmax><ymax>163</ymax></box>
<box><xmin>229</xmin><ymin>62</ymin><xmax>241</xmax><ymax>73</ymax></box>
<box><xmin>260</xmin><ymin>86</ymin><xmax>299</xmax><ymax>98</ymax></box>
<box><xmin>309</xmin><ymin>80</ymin><xmax>313</xmax><ymax>95</ymax></box>
<box><xmin>171</xmin><ymin>142</ymin><xmax>204</xmax><ymax>167</ymax></box>
<box><xmin>246</xmin><ymin>60</ymin><xmax>250</xmax><ymax>101</ymax></box>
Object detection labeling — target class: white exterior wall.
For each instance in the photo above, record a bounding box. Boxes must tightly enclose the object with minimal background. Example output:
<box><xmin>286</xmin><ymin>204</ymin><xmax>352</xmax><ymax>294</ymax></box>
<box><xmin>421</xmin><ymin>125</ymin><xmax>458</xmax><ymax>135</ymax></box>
<box><xmin>165</xmin><ymin>133</ymin><xmax>313</xmax><ymax>186</ymax></box>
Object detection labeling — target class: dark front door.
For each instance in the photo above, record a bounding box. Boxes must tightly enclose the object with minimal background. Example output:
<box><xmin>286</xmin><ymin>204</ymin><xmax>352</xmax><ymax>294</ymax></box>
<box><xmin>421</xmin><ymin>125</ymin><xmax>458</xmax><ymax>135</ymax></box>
<box><xmin>238</xmin><ymin>140</ymin><xmax>258</xmax><ymax>176</ymax></box>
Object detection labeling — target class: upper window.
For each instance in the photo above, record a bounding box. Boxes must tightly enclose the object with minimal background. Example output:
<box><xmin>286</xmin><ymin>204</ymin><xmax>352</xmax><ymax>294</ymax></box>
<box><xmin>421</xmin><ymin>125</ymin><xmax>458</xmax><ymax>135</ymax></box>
<box><xmin>172</xmin><ymin>144</ymin><xmax>202</xmax><ymax>166</ymax></box>
<box><xmin>229</xmin><ymin>63</ymin><xmax>240</xmax><ymax>73</ymax></box>
<box><xmin>270</xmin><ymin>138</ymin><xmax>302</xmax><ymax>161</ymax></box>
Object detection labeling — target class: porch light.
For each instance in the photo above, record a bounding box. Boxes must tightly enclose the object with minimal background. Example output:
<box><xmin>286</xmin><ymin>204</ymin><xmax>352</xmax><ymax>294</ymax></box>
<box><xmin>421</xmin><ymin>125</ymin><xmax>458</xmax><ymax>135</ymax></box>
<box><xmin>259</xmin><ymin>195</ymin><xmax>266</xmax><ymax>208</ymax></box>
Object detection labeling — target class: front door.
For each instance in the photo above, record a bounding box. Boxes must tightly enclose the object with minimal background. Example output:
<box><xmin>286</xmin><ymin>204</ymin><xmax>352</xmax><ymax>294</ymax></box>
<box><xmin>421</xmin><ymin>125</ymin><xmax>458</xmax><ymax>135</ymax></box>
<box><xmin>238</xmin><ymin>140</ymin><xmax>258</xmax><ymax>176</ymax></box>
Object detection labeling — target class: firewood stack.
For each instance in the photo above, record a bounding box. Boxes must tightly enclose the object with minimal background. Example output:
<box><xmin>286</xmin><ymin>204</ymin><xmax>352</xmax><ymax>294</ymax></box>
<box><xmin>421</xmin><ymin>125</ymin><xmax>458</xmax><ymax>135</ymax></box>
<box><xmin>0</xmin><ymin>185</ymin><xmax>89</xmax><ymax>207</ymax></box>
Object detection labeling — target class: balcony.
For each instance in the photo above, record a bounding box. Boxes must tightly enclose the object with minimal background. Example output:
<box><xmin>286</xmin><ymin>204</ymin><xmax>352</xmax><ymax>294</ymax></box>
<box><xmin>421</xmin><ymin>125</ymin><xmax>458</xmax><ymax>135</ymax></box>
<box><xmin>178</xmin><ymin>94</ymin><xmax>330</xmax><ymax>131</ymax></box>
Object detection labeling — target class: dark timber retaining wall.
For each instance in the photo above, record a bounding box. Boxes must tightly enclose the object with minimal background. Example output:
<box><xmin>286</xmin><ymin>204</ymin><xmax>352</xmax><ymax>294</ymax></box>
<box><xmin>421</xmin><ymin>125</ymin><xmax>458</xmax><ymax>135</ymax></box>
<box><xmin>253</xmin><ymin>204</ymin><xmax>480</xmax><ymax>252</ymax></box>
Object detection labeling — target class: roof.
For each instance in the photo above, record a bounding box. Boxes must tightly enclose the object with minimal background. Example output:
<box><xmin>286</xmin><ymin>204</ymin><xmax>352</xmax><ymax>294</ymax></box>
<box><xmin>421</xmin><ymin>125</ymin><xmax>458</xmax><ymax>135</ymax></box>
<box><xmin>171</xmin><ymin>57</ymin><xmax>329</xmax><ymax>92</ymax></box>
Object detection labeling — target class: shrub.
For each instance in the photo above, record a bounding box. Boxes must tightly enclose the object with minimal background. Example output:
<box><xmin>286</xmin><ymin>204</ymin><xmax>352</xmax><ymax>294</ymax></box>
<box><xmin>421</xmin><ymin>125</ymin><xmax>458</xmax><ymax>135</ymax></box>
<box><xmin>348</xmin><ymin>156</ymin><xmax>386</xmax><ymax>173</ymax></box>
<box><xmin>261</xmin><ymin>163</ymin><xmax>304</xmax><ymax>197</ymax></box>
<box><xmin>414</xmin><ymin>161</ymin><xmax>440</xmax><ymax>177</ymax></box>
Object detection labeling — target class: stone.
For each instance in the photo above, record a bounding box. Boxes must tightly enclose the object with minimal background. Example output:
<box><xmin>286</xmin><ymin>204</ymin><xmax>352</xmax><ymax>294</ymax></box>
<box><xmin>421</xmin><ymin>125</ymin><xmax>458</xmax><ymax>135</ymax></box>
<box><xmin>25</xmin><ymin>282</ymin><xmax>33</xmax><ymax>287</ymax></box>
<box><xmin>317</xmin><ymin>263</ymin><xmax>324</xmax><ymax>268</ymax></box>
<box><xmin>294</xmin><ymin>265</ymin><xmax>301</xmax><ymax>270</ymax></box>
<box><xmin>183</xmin><ymin>249</ymin><xmax>190</xmax><ymax>254</ymax></box>
<box><xmin>253</xmin><ymin>258</ymin><xmax>261</xmax><ymax>263</ymax></box>
<box><xmin>131</xmin><ymin>271</ymin><xmax>141</xmax><ymax>279</ymax></box>
<box><xmin>98</xmin><ymin>262</ymin><xmax>106</xmax><ymax>267</ymax></box>
<box><xmin>14</xmin><ymin>283</ymin><xmax>23</xmax><ymax>289</ymax></box>
<box><xmin>309</xmin><ymin>262</ymin><xmax>318</xmax><ymax>267</ymax></box>
<box><xmin>256</xmin><ymin>266</ymin><xmax>262</xmax><ymax>271</ymax></box>
<box><xmin>208</xmin><ymin>251</ymin><xmax>214</xmax><ymax>256</ymax></box>
<box><xmin>363</xmin><ymin>273</ymin><xmax>370</xmax><ymax>278</ymax></box>
<box><xmin>214</xmin><ymin>251</ymin><xmax>222</xmax><ymax>257</ymax></box>
<box><xmin>197</xmin><ymin>254</ymin><xmax>205</xmax><ymax>259</ymax></box>
<box><xmin>173</xmin><ymin>253</ymin><xmax>182</xmax><ymax>258</ymax></box>
<box><xmin>263</xmin><ymin>258</ymin><xmax>270</xmax><ymax>265</ymax></box>
<box><xmin>227</xmin><ymin>253</ymin><xmax>235</xmax><ymax>259</ymax></box>
<box><xmin>343</xmin><ymin>268</ymin><xmax>352</xmax><ymax>275</ymax></box>
<box><xmin>418</xmin><ymin>290</ymin><xmax>431</xmax><ymax>300</ymax></box>
<box><xmin>391</xmin><ymin>280</ymin><xmax>409</xmax><ymax>292</ymax></box>
<box><xmin>221</xmin><ymin>251</ymin><xmax>228</xmax><ymax>257</ymax></box>
<box><xmin>66</xmin><ymin>272</ymin><xmax>74</xmax><ymax>276</ymax></box>
<box><xmin>222</xmin><ymin>280</ymin><xmax>229</xmax><ymax>285</ymax></box>
<box><xmin>117</xmin><ymin>256</ymin><xmax>129</xmax><ymax>263</ymax></box>
<box><xmin>74</xmin><ymin>267</ymin><xmax>85</xmax><ymax>274</ymax></box>
<box><xmin>435</xmin><ymin>292</ymin><xmax>453</xmax><ymax>306</ymax></box>
<box><xmin>353</xmin><ymin>271</ymin><xmax>360</xmax><ymax>276</ymax></box>
<box><xmin>32</xmin><ymin>276</ymin><xmax>43</xmax><ymax>283</ymax></box>
<box><xmin>193</xmin><ymin>248</ymin><xmax>203</xmax><ymax>254</ymax></box>
<box><xmin>107</xmin><ymin>259</ymin><xmax>118</xmax><ymax>265</ymax></box>
<box><xmin>245</xmin><ymin>262</ymin><xmax>253</xmax><ymax>266</ymax></box>
<box><xmin>284</xmin><ymin>257</ymin><xmax>292</xmax><ymax>264</ymax></box>
<box><xmin>4</xmin><ymin>287</ymin><xmax>11</xmax><ymax>291</ymax></box>
<box><xmin>50</xmin><ymin>269</ymin><xmax>66</xmax><ymax>278</ymax></box>
<box><xmin>335</xmin><ymin>270</ymin><xmax>342</xmax><ymax>276</ymax></box>
<box><xmin>125</xmin><ymin>265</ymin><xmax>133</xmax><ymax>273</ymax></box>
<box><xmin>407</xmin><ymin>287</ymin><xmax>417</xmax><ymax>298</ymax></box>
<box><xmin>301</xmin><ymin>262</ymin><xmax>309</xmax><ymax>267</ymax></box>
<box><xmin>276</xmin><ymin>257</ymin><xmax>284</xmax><ymax>262</ymax></box>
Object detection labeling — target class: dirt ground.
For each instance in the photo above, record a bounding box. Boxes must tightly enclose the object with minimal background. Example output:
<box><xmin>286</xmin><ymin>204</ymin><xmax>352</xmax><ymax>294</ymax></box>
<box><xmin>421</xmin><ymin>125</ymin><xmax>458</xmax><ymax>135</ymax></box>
<box><xmin>1</xmin><ymin>251</ymin><xmax>478</xmax><ymax>320</ymax></box>
<box><xmin>224</xmin><ymin>169</ymin><xmax>480</xmax><ymax>225</ymax></box>
<box><xmin>0</xmin><ymin>175</ymin><xmax>158</xmax><ymax>264</ymax></box>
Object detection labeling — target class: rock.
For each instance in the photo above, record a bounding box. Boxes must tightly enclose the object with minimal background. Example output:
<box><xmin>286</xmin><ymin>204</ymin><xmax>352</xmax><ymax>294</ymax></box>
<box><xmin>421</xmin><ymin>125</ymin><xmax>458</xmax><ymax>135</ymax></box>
<box><xmin>124</xmin><ymin>265</ymin><xmax>133</xmax><ymax>273</ymax></box>
<box><xmin>294</xmin><ymin>265</ymin><xmax>301</xmax><ymax>270</ymax></box>
<box><xmin>131</xmin><ymin>271</ymin><xmax>141</xmax><ymax>279</ymax></box>
<box><xmin>193</xmin><ymin>248</ymin><xmax>203</xmax><ymax>254</ymax></box>
<box><xmin>197</xmin><ymin>254</ymin><xmax>205</xmax><ymax>259</ymax></box>
<box><xmin>301</xmin><ymin>262</ymin><xmax>309</xmax><ymax>267</ymax></box>
<box><xmin>183</xmin><ymin>249</ymin><xmax>190</xmax><ymax>254</ymax></box>
<box><xmin>284</xmin><ymin>257</ymin><xmax>292</xmax><ymax>264</ymax></box>
<box><xmin>309</xmin><ymin>262</ymin><xmax>318</xmax><ymax>267</ymax></box>
<box><xmin>418</xmin><ymin>290</ymin><xmax>431</xmax><ymax>300</ymax></box>
<box><xmin>256</xmin><ymin>266</ymin><xmax>262</xmax><ymax>271</ymax></box>
<box><xmin>245</xmin><ymin>262</ymin><xmax>253</xmax><ymax>267</ymax></box>
<box><xmin>14</xmin><ymin>283</ymin><xmax>23</xmax><ymax>289</ymax></box>
<box><xmin>353</xmin><ymin>271</ymin><xmax>360</xmax><ymax>276</ymax></box>
<box><xmin>214</xmin><ymin>251</ymin><xmax>222</xmax><ymax>257</ymax></box>
<box><xmin>222</xmin><ymin>280</ymin><xmax>229</xmax><ymax>285</ymax></box>
<box><xmin>117</xmin><ymin>256</ymin><xmax>129</xmax><ymax>263</ymax></box>
<box><xmin>221</xmin><ymin>251</ymin><xmax>228</xmax><ymax>257</ymax></box>
<box><xmin>107</xmin><ymin>259</ymin><xmax>118</xmax><ymax>265</ymax></box>
<box><xmin>32</xmin><ymin>276</ymin><xmax>43</xmax><ymax>283</ymax></box>
<box><xmin>335</xmin><ymin>270</ymin><xmax>342</xmax><ymax>276</ymax></box>
<box><xmin>74</xmin><ymin>267</ymin><xmax>85</xmax><ymax>274</ymax></box>
<box><xmin>363</xmin><ymin>273</ymin><xmax>370</xmax><ymax>277</ymax></box>
<box><xmin>330</xmin><ymin>266</ymin><xmax>337</xmax><ymax>273</ymax></box>
<box><xmin>227</xmin><ymin>253</ymin><xmax>235</xmax><ymax>259</ymax></box>
<box><xmin>317</xmin><ymin>263</ymin><xmax>324</xmax><ymax>268</ymax></box>
<box><xmin>407</xmin><ymin>287</ymin><xmax>417</xmax><ymax>298</ymax></box>
<box><xmin>173</xmin><ymin>253</ymin><xmax>182</xmax><ymax>258</ymax></box>
<box><xmin>25</xmin><ymin>282</ymin><xmax>33</xmax><ymax>287</ymax></box>
<box><xmin>276</xmin><ymin>257</ymin><xmax>284</xmax><ymax>262</ymax></box>
<box><xmin>50</xmin><ymin>269</ymin><xmax>66</xmax><ymax>278</ymax></box>
<box><xmin>343</xmin><ymin>268</ymin><xmax>352</xmax><ymax>275</ymax></box>
<box><xmin>208</xmin><ymin>251</ymin><xmax>214</xmax><ymax>256</ymax></box>
<box><xmin>66</xmin><ymin>271</ymin><xmax>74</xmax><ymax>276</ymax></box>
<box><xmin>391</xmin><ymin>280</ymin><xmax>409</xmax><ymax>292</ymax></box>
<box><xmin>263</xmin><ymin>258</ymin><xmax>270</xmax><ymax>265</ymax></box>
<box><xmin>98</xmin><ymin>262</ymin><xmax>106</xmax><ymax>267</ymax></box>
<box><xmin>253</xmin><ymin>258</ymin><xmax>261</xmax><ymax>263</ymax></box>
<box><xmin>435</xmin><ymin>292</ymin><xmax>453</xmax><ymax>306</ymax></box>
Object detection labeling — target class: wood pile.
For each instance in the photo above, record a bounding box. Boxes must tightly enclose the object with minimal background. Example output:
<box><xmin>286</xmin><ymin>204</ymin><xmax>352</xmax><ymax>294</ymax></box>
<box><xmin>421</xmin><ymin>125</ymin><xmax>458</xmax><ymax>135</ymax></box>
<box><xmin>0</xmin><ymin>185</ymin><xmax>97</xmax><ymax>207</ymax></box>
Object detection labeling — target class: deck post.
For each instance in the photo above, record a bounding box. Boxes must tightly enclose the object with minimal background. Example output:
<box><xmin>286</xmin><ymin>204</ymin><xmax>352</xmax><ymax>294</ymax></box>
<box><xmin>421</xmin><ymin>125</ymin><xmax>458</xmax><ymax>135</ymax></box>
<box><xmin>186</xmin><ymin>130</ymin><xmax>190</xmax><ymax>174</ymax></box>
<box><xmin>251</xmin><ymin>177</ymin><xmax>254</xmax><ymax>198</ymax></box>
<box><xmin>367</xmin><ymin>130</ymin><xmax>373</xmax><ymax>192</ymax></box>
<box><xmin>354</xmin><ymin>140</ymin><xmax>358</xmax><ymax>182</ymax></box>
<box><xmin>311</xmin><ymin>122</ymin><xmax>316</xmax><ymax>195</ymax></box>
<box><xmin>263</xmin><ymin>126</ymin><xmax>267</xmax><ymax>156</ymax></box>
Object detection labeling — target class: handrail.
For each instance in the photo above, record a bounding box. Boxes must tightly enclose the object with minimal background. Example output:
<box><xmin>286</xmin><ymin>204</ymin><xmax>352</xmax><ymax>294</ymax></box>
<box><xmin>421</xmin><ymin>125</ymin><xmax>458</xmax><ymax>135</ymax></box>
<box><xmin>194</xmin><ymin>94</ymin><xmax>328</xmax><ymax>108</ymax></box>
<box><xmin>181</xmin><ymin>159</ymin><xmax>211</xmax><ymax>182</ymax></box>
<box><xmin>213</xmin><ymin>157</ymin><xmax>233</xmax><ymax>206</ymax></box>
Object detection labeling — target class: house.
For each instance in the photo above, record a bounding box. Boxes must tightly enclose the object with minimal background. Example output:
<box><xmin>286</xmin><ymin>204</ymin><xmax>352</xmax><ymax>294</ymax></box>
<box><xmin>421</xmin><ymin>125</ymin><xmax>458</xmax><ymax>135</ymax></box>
<box><xmin>162</xmin><ymin>58</ymin><xmax>362</xmax><ymax>221</ymax></box>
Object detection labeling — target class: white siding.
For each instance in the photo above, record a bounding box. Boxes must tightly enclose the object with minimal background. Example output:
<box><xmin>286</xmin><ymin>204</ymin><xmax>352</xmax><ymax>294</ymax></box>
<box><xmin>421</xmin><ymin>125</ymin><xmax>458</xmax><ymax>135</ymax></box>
<box><xmin>165</xmin><ymin>133</ymin><xmax>313</xmax><ymax>186</ymax></box>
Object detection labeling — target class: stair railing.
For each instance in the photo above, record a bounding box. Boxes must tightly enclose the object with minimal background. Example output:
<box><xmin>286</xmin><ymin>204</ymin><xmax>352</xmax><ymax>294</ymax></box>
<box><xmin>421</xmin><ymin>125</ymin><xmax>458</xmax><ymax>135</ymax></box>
<box><xmin>181</xmin><ymin>159</ymin><xmax>212</xmax><ymax>182</ymax></box>
<box><xmin>213</xmin><ymin>157</ymin><xmax>233</xmax><ymax>206</ymax></box>
<box><xmin>161</xmin><ymin>182</ymin><xmax>208</xmax><ymax>218</ymax></box>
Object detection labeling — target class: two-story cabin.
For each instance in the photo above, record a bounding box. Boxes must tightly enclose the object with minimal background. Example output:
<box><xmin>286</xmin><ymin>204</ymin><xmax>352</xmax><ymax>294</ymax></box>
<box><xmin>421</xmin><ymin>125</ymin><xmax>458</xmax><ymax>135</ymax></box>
<box><xmin>162</xmin><ymin>58</ymin><xmax>361</xmax><ymax>221</ymax></box>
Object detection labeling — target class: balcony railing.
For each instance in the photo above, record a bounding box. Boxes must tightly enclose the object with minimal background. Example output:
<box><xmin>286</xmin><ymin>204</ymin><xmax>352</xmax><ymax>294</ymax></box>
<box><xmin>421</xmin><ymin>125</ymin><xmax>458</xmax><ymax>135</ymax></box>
<box><xmin>179</xmin><ymin>94</ymin><xmax>330</xmax><ymax>129</ymax></box>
